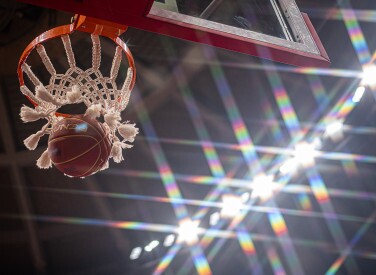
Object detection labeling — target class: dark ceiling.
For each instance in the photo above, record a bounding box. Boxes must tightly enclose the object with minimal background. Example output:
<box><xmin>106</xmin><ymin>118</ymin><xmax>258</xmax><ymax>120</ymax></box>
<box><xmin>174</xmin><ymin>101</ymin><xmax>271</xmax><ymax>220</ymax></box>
<box><xmin>1</xmin><ymin>0</ymin><xmax>376</xmax><ymax>274</ymax></box>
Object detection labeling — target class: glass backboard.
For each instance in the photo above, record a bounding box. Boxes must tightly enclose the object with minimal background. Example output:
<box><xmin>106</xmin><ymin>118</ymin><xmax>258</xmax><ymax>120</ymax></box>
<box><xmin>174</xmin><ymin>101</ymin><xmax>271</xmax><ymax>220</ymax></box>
<box><xmin>153</xmin><ymin>0</ymin><xmax>293</xmax><ymax>40</ymax></box>
<box><xmin>18</xmin><ymin>0</ymin><xmax>329</xmax><ymax>67</ymax></box>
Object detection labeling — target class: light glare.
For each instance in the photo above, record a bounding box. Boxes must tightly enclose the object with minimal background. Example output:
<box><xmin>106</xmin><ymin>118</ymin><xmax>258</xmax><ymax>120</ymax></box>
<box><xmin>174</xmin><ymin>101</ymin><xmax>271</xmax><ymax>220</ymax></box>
<box><xmin>210</xmin><ymin>212</ymin><xmax>220</xmax><ymax>226</ymax></box>
<box><xmin>163</xmin><ymin>234</ymin><xmax>176</xmax><ymax>247</ymax></box>
<box><xmin>294</xmin><ymin>142</ymin><xmax>316</xmax><ymax>167</ymax></box>
<box><xmin>145</xmin><ymin>240</ymin><xmax>159</xmax><ymax>252</ymax></box>
<box><xmin>361</xmin><ymin>65</ymin><xmax>376</xmax><ymax>87</ymax></box>
<box><xmin>251</xmin><ymin>175</ymin><xmax>276</xmax><ymax>200</ymax></box>
<box><xmin>130</xmin><ymin>247</ymin><xmax>142</xmax><ymax>260</ymax></box>
<box><xmin>279</xmin><ymin>158</ymin><xmax>299</xmax><ymax>175</ymax></box>
<box><xmin>313</xmin><ymin>137</ymin><xmax>322</xmax><ymax>149</ymax></box>
<box><xmin>241</xmin><ymin>192</ymin><xmax>250</xmax><ymax>203</ymax></box>
<box><xmin>221</xmin><ymin>195</ymin><xmax>243</xmax><ymax>218</ymax></box>
<box><xmin>325</xmin><ymin>120</ymin><xmax>344</xmax><ymax>141</ymax></box>
<box><xmin>352</xmin><ymin>86</ymin><xmax>365</xmax><ymax>103</ymax></box>
<box><xmin>177</xmin><ymin>219</ymin><xmax>199</xmax><ymax>244</ymax></box>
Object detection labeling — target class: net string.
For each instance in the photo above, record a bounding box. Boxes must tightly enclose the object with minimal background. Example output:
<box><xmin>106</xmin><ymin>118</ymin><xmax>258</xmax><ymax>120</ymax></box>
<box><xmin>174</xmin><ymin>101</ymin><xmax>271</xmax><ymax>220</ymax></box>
<box><xmin>19</xmin><ymin>31</ymin><xmax>138</xmax><ymax>174</ymax></box>
<box><xmin>61</xmin><ymin>34</ymin><xmax>76</xmax><ymax>68</ymax></box>
<box><xmin>36</xmin><ymin>45</ymin><xmax>56</xmax><ymax>76</ymax></box>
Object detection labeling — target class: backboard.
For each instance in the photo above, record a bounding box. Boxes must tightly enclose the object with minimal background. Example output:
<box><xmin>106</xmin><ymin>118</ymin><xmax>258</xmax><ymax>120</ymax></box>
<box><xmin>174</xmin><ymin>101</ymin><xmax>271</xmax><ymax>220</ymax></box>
<box><xmin>17</xmin><ymin>0</ymin><xmax>329</xmax><ymax>67</ymax></box>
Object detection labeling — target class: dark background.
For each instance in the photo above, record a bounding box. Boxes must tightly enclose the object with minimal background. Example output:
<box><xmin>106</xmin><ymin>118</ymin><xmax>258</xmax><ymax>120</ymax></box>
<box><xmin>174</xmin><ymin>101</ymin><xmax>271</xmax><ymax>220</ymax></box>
<box><xmin>1</xmin><ymin>0</ymin><xmax>376</xmax><ymax>274</ymax></box>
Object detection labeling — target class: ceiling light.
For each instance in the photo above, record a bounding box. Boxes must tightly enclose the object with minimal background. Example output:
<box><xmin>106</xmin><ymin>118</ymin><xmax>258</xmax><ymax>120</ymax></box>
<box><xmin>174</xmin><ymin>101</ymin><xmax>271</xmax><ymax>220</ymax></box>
<box><xmin>251</xmin><ymin>175</ymin><xmax>276</xmax><ymax>200</ymax></box>
<box><xmin>129</xmin><ymin>247</ymin><xmax>142</xmax><ymax>260</ymax></box>
<box><xmin>294</xmin><ymin>142</ymin><xmax>316</xmax><ymax>167</ymax></box>
<box><xmin>144</xmin><ymin>240</ymin><xmax>159</xmax><ymax>252</ymax></box>
<box><xmin>279</xmin><ymin>158</ymin><xmax>299</xmax><ymax>175</ymax></box>
<box><xmin>177</xmin><ymin>219</ymin><xmax>199</xmax><ymax>245</ymax></box>
<box><xmin>313</xmin><ymin>137</ymin><xmax>322</xmax><ymax>149</ymax></box>
<box><xmin>325</xmin><ymin>120</ymin><xmax>344</xmax><ymax>141</ymax></box>
<box><xmin>361</xmin><ymin>64</ymin><xmax>376</xmax><ymax>87</ymax></box>
<box><xmin>163</xmin><ymin>234</ymin><xmax>176</xmax><ymax>247</ymax></box>
<box><xmin>210</xmin><ymin>212</ymin><xmax>220</xmax><ymax>226</ymax></box>
<box><xmin>240</xmin><ymin>192</ymin><xmax>250</xmax><ymax>203</ymax></box>
<box><xmin>221</xmin><ymin>195</ymin><xmax>243</xmax><ymax>218</ymax></box>
<box><xmin>352</xmin><ymin>86</ymin><xmax>365</xmax><ymax>103</ymax></box>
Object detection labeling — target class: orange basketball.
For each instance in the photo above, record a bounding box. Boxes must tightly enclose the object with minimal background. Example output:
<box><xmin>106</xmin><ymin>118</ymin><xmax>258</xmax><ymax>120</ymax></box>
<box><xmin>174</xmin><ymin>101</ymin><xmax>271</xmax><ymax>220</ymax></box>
<box><xmin>48</xmin><ymin>115</ymin><xmax>111</xmax><ymax>178</ymax></box>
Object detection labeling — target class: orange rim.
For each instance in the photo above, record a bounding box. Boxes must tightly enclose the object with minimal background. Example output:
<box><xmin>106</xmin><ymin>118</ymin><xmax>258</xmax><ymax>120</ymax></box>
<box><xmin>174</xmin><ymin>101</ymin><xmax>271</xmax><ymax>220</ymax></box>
<box><xmin>18</xmin><ymin>15</ymin><xmax>136</xmax><ymax>115</ymax></box>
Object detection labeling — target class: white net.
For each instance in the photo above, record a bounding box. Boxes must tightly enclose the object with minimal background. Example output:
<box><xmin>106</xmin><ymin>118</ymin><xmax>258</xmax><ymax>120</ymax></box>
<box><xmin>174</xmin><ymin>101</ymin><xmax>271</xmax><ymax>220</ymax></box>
<box><xmin>22</xmin><ymin>34</ymin><xmax>133</xmax><ymax>113</ymax></box>
<box><xmin>19</xmin><ymin>33</ymin><xmax>138</xmax><ymax>176</ymax></box>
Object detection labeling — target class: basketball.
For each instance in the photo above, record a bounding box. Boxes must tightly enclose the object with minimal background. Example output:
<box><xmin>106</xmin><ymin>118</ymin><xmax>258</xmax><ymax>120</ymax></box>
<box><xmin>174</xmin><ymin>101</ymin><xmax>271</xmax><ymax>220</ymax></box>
<box><xmin>48</xmin><ymin>115</ymin><xmax>111</xmax><ymax>178</ymax></box>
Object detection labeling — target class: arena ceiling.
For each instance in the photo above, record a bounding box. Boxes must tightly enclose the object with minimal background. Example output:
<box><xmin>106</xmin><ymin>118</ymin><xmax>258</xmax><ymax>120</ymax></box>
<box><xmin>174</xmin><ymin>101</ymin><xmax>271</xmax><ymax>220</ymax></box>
<box><xmin>1</xmin><ymin>0</ymin><xmax>376</xmax><ymax>274</ymax></box>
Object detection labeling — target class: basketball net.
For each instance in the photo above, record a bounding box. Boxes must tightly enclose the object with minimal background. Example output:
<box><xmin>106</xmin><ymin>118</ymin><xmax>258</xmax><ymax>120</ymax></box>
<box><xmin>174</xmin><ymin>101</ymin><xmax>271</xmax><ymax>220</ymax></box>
<box><xmin>18</xmin><ymin>16</ymin><xmax>138</xmax><ymax>175</ymax></box>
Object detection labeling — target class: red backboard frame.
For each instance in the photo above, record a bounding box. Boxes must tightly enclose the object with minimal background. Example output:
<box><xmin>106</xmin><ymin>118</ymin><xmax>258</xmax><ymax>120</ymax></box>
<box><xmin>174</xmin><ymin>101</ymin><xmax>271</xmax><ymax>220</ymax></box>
<box><xmin>17</xmin><ymin>0</ymin><xmax>329</xmax><ymax>67</ymax></box>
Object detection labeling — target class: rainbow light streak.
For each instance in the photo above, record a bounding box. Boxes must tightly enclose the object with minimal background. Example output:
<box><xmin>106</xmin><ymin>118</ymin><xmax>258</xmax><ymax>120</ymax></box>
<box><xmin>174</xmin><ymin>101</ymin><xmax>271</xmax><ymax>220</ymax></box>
<box><xmin>267</xmin><ymin>247</ymin><xmax>286</xmax><ymax>275</ymax></box>
<box><xmin>175</xmin><ymin>76</ymin><xmax>232</xmax><ymax>224</ymax></box>
<box><xmin>306</xmin><ymin>8</ymin><xmax>376</xmax><ymax>23</ymax></box>
<box><xmin>35</xmin><ymin>215</ymin><xmax>177</xmax><ymax>232</ymax></box>
<box><xmin>336</xmin><ymin>97</ymin><xmax>356</xmax><ymax>120</ymax></box>
<box><xmin>237</xmin><ymin>226</ymin><xmax>263</xmax><ymax>274</ymax></box>
<box><xmin>178</xmin><ymin>80</ymin><xmax>225</xmax><ymax>178</ymax></box>
<box><xmin>319</xmin><ymin>151</ymin><xmax>376</xmax><ymax>163</ymax></box>
<box><xmin>298</xmin><ymin>194</ymin><xmax>313</xmax><ymax>211</ymax></box>
<box><xmin>326</xmin><ymin>257</ymin><xmax>346</xmax><ymax>275</ymax></box>
<box><xmin>153</xmin><ymin>243</ymin><xmax>183</xmax><ymax>275</ymax></box>
<box><xmin>307</xmin><ymin>75</ymin><xmax>330</xmax><ymax>115</ymax></box>
<box><xmin>204</xmin><ymin>47</ymin><xmax>262</xmax><ymax>177</ymax></box>
<box><xmin>134</xmin><ymin>91</ymin><xmax>212</xmax><ymax>274</ymax></box>
<box><xmin>184</xmin><ymin>59</ymin><xmax>363</xmax><ymax>78</ymax></box>
<box><xmin>190</xmin><ymin>245</ymin><xmax>213</xmax><ymax>275</ymax></box>
<box><xmin>134</xmin><ymin>92</ymin><xmax>187</xmax><ymax>221</ymax></box>
<box><xmin>237</xmin><ymin>231</ymin><xmax>256</xmax><ymax>255</ymax></box>
<box><xmin>8</xmin><ymin>212</ymin><xmax>376</xmax><ymax>258</ymax></box>
<box><xmin>268</xmin><ymin>203</ymin><xmax>305</xmax><ymax>275</ymax></box>
<box><xmin>266</xmin><ymin>71</ymin><xmax>300</xmax><ymax>137</ymax></box>
<box><xmin>204</xmin><ymin>198</ymin><xmax>302</xmax><ymax>275</ymax></box>
<box><xmin>104</xmin><ymin>168</ymin><xmax>376</xmax><ymax>201</ymax></box>
<box><xmin>307</xmin><ymin>170</ymin><xmax>329</xmax><ymax>203</ymax></box>
<box><xmin>126</xmin><ymin>137</ymin><xmax>376</xmax><ymax>164</ymax></box>
<box><xmin>341</xmin><ymin>7</ymin><xmax>371</xmax><ymax>65</ymax></box>
<box><xmin>325</xmin><ymin>211</ymin><xmax>376</xmax><ymax>275</ymax></box>
<box><xmin>342</xmin><ymin>160</ymin><xmax>358</xmax><ymax>176</ymax></box>
<box><xmin>269</xmin><ymin>213</ymin><xmax>288</xmax><ymax>237</ymax></box>
<box><xmin>191</xmin><ymin>170</ymin><xmax>236</xmax><ymax>221</ymax></box>
<box><xmin>319</xmin><ymin>89</ymin><xmax>353</xmax><ymax>130</ymax></box>
<box><xmin>306</xmin><ymin>169</ymin><xmax>359</xmax><ymax>273</ymax></box>
<box><xmin>260</xmin><ymin>88</ymin><xmax>283</xmax><ymax>141</ymax></box>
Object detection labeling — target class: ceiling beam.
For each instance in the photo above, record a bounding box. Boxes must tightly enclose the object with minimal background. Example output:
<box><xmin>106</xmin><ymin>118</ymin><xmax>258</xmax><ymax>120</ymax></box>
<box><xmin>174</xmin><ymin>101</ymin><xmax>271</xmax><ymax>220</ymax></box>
<box><xmin>0</xmin><ymin>81</ymin><xmax>46</xmax><ymax>274</ymax></box>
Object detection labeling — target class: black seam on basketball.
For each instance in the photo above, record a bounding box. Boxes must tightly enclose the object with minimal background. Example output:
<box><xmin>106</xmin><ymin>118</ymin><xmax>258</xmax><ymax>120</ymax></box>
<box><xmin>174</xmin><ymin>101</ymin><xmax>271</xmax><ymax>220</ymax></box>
<box><xmin>50</xmin><ymin>117</ymin><xmax>104</xmax><ymax>140</ymax></box>
<box><xmin>50</xmin><ymin>136</ymin><xmax>101</xmax><ymax>165</ymax></box>
<box><xmin>49</xmin><ymin>116</ymin><xmax>111</xmax><ymax>176</ymax></box>
<box><xmin>77</xmin><ymin>142</ymin><xmax>102</xmax><ymax>178</ymax></box>
<box><xmin>48</xmin><ymin>135</ymin><xmax>99</xmax><ymax>145</ymax></box>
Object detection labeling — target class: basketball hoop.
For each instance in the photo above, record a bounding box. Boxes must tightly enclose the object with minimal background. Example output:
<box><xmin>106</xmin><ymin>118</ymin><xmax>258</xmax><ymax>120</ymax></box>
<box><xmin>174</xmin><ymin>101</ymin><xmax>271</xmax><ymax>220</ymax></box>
<box><xmin>18</xmin><ymin>15</ymin><xmax>138</xmax><ymax>178</ymax></box>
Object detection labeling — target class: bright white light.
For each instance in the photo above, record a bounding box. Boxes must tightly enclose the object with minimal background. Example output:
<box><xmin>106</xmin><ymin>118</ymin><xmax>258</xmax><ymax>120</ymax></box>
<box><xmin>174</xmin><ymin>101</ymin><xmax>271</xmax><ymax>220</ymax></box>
<box><xmin>279</xmin><ymin>158</ymin><xmax>299</xmax><ymax>175</ymax></box>
<box><xmin>130</xmin><ymin>247</ymin><xmax>142</xmax><ymax>260</ymax></box>
<box><xmin>221</xmin><ymin>195</ymin><xmax>243</xmax><ymax>218</ymax></box>
<box><xmin>313</xmin><ymin>137</ymin><xmax>322</xmax><ymax>149</ymax></box>
<box><xmin>177</xmin><ymin>219</ymin><xmax>199</xmax><ymax>244</ymax></box>
<box><xmin>294</xmin><ymin>142</ymin><xmax>316</xmax><ymax>167</ymax></box>
<box><xmin>352</xmin><ymin>86</ymin><xmax>365</xmax><ymax>103</ymax></box>
<box><xmin>361</xmin><ymin>65</ymin><xmax>376</xmax><ymax>87</ymax></box>
<box><xmin>144</xmin><ymin>240</ymin><xmax>159</xmax><ymax>252</ymax></box>
<box><xmin>326</xmin><ymin>121</ymin><xmax>343</xmax><ymax>136</ymax></box>
<box><xmin>163</xmin><ymin>234</ymin><xmax>176</xmax><ymax>247</ymax></box>
<box><xmin>210</xmin><ymin>212</ymin><xmax>220</xmax><ymax>226</ymax></box>
<box><xmin>325</xmin><ymin>120</ymin><xmax>344</xmax><ymax>141</ymax></box>
<box><xmin>251</xmin><ymin>175</ymin><xmax>276</xmax><ymax>200</ymax></box>
<box><xmin>241</xmin><ymin>192</ymin><xmax>250</xmax><ymax>203</ymax></box>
